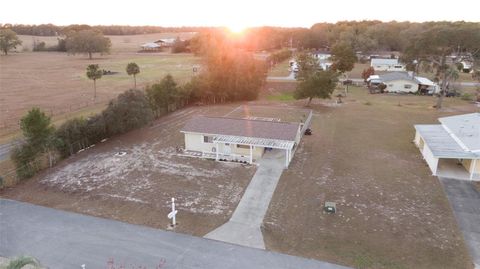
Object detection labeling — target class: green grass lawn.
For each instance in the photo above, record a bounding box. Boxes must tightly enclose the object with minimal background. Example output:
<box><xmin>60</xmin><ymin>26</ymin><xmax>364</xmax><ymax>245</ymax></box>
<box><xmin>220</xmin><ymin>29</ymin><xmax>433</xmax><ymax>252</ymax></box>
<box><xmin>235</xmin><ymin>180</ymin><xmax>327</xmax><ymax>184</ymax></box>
<box><xmin>79</xmin><ymin>54</ymin><xmax>201</xmax><ymax>85</ymax></box>
<box><xmin>268</xmin><ymin>59</ymin><xmax>291</xmax><ymax>77</ymax></box>
<box><xmin>266</xmin><ymin>92</ymin><xmax>295</xmax><ymax>101</ymax></box>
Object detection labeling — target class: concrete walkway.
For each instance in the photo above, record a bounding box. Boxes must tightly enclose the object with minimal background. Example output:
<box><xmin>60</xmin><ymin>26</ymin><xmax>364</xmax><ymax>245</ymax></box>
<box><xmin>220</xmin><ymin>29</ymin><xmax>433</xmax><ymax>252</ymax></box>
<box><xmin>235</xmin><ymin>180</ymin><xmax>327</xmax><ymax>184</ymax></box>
<box><xmin>439</xmin><ymin>178</ymin><xmax>480</xmax><ymax>269</ymax></box>
<box><xmin>0</xmin><ymin>199</ymin><xmax>350</xmax><ymax>269</ymax></box>
<box><xmin>205</xmin><ymin>150</ymin><xmax>285</xmax><ymax>249</ymax></box>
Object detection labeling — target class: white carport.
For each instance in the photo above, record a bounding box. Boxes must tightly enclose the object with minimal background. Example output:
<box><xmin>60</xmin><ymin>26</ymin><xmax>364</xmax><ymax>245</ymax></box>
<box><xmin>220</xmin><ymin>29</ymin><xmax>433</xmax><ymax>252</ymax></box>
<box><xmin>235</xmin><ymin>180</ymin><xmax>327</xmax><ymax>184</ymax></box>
<box><xmin>414</xmin><ymin>122</ymin><xmax>480</xmax><ymax>181</ymax></box>
<box><xmin>213</xmin><ymin>135</ymin><xmax>295</xmax><ymax>167</ymax></box>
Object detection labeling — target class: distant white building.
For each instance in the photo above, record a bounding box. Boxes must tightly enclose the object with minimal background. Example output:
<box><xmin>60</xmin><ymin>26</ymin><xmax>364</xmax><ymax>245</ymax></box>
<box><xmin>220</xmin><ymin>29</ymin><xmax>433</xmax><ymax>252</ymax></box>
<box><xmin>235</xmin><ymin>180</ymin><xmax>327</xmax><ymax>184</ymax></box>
<box><xmin>370</xmin><ymin>58</ymin><xmax>405</xmax><ymax>71</ymax></box>
<box><xmin>378</xmin><ymin>72</ymin><xmax>437</xmax><ymax>94</ymax></box>
<box><xmin>414</xmin><ymin>113</ymin><xmax>480</xmax><ymax>181</ymax></box>
<box><xmin>140</xmin><ymin>42</ymin><xmax>161</xmax><ymax>51</ymax></box>
<box><xmin>155</xmin><ymin>38</ymin><xmax>178</xmax><ymax>47</ymax></box>
<box><xmin>312</xmin><ymin>51</ymin><xmax>332</xmax><ymax>70</ymax></box>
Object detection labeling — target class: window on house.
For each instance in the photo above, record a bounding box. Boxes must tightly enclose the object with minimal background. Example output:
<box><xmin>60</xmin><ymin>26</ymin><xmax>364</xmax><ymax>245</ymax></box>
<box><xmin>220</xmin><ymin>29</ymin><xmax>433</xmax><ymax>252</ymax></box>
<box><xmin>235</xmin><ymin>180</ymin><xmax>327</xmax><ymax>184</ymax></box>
<box><xmin>203</xmin><ymin>136</ymin><xmax>213</xmax><ymax>143</ymax></box>
<box><xmin>237</xmin><ymin>144</ymin><xmax>250</xmax><ymax>149</ymax></box>
<box><xmin>388</xmin><ymin>84</ymin><xmax>393</xmax><ymax>87</ymax></box>
<box><xmin>404</xmin><ymin>84</ymin><xmax>412</xmax><ymax>89</ymax></box>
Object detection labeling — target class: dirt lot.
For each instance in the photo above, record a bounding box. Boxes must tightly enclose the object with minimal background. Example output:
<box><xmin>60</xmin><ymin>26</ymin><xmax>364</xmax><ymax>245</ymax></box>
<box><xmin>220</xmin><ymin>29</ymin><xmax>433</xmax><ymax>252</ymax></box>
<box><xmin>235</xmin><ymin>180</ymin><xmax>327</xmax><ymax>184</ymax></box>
<box><xmin>263</xmin><ymin>87</ymin><xmax>478</xmax><ymax>269</ymax></box>
<box><xmin>0</xmin><ymin>104</ymin><xmax>256</xmax><ymax>236</ymax></box>
<box><xmin>0</xmin><ymin>34</ymin><xmax>200</xmax><ymax>137</ymax></box>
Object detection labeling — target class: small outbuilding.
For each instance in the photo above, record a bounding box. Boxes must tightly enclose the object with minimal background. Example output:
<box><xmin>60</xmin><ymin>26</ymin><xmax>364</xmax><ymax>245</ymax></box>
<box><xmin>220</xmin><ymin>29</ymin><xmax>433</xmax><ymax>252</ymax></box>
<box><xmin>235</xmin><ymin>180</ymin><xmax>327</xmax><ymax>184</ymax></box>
<box><xmin>414</xmin><ymin>113</ymin><xmax>480</xmax><ymax>181</ymax></box>
<box><xmin>180</xmin><ymin>116</ymin><xmax>303</xmax><ymax>167</ymax></box>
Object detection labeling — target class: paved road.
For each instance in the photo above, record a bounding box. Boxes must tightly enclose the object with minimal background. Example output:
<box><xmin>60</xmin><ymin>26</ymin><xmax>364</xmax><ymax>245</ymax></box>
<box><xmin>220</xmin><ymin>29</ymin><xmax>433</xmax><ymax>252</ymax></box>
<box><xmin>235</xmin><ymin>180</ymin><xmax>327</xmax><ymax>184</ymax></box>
<box><xmin>0</xmin><ymin>143</ymin><xmax>14</xmax><ymax>162</ymax></box>
<box><xmin>0</xmin><ymin>199</ymin><xmax>350</xmax><ymax>269</ymax></box>
<box><xmin>205</xmin><ymin>150</ymin><xmax>285</xmax><ymax>249</ymax></box>
<box><xmin>0</xmin><ymin>140</ymin><xmax>22</xmax><ymax>162</ymax></box>
<box><xmin>439</xmin><ymin>178</ymin><xmax>480</xmax><ymax>269</ymax></box>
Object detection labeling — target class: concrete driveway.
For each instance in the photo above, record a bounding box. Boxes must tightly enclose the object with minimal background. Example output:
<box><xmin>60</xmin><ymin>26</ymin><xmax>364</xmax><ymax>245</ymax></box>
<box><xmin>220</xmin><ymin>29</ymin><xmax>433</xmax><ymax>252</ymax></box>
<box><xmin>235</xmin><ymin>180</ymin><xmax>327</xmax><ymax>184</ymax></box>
<box><xmin>205</xmin><ymin>149</ymin><xmax>286</xmax><ymax>249</ymax></box>
<box><xmin>439</xmin><ymin>178</ymin><xmax>480</xmax><ymax>269</ymax></box>
<box><xmin>0</xmin><ymin>199</ymin><xmax>350</xmax><ymax>269</ymax></box>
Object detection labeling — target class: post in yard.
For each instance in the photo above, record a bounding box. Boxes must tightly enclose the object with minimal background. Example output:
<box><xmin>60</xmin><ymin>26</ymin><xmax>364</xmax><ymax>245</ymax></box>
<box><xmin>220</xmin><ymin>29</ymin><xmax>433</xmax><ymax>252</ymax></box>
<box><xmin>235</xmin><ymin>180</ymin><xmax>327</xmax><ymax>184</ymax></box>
<box><xmin>168</xmin><ymin>198</ymin><xmax>178</xmax><ymax>227</ymax></box>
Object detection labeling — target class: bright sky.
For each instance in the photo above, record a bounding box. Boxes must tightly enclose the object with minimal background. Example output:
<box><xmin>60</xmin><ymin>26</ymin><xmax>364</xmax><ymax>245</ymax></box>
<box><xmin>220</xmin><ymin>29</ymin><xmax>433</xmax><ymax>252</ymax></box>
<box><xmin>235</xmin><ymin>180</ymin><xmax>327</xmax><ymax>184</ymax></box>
<box><xmin>1</xmin><ymin>0</ymin><xmax>479</xmax><ymax>29</ymax></box>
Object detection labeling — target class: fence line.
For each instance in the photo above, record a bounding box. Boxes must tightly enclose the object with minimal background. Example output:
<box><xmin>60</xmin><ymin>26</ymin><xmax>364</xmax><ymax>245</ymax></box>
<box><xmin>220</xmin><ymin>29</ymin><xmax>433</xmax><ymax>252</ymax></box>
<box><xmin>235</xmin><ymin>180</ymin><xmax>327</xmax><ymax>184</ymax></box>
<box><xmin>1</xmin><ymin>97</ymin><xmax>112</xmax><ymax>135</ymax></box>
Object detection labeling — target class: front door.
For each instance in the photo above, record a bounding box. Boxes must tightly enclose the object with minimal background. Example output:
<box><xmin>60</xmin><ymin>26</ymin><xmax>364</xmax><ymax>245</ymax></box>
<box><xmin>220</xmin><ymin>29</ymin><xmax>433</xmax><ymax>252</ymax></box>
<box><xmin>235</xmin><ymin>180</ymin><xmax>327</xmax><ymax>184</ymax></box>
<box><xmin>224</xmin><ymin>143</ymin><xmax>231</xmax><ymax>154</ymax></box>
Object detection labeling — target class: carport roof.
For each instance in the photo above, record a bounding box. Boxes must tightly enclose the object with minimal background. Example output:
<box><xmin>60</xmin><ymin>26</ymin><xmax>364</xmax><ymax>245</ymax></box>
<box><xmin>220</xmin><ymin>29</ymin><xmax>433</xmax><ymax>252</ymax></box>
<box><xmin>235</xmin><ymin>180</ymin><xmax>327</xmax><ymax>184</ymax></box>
<box><xmin>213</xmin><ymin>135</ymin><xmax>295</xmax><ymax>150</ymax></box>
<box><xmin>439</xmin><ymin>113</ymin><xmax>480</xmax><ymax>152</ymax></box>
<box><xmin>415</xmin><ymin>124</ymin><xmax>479</xmax><ymax>159</ymax></box>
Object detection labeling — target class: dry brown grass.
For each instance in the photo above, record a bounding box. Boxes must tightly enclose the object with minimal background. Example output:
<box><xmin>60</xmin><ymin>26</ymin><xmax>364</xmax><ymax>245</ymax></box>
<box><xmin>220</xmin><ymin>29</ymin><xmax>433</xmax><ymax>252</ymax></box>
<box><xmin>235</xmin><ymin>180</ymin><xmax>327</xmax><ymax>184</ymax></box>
<box><xmin>1</xmin><ymin>33</ymin><xmax>200</xmax><ymax>138</ymax></box>
<box><xmin>263</xmin><ymin>87</ymin><xmax>477</xmax><ymax>269</ymax></box>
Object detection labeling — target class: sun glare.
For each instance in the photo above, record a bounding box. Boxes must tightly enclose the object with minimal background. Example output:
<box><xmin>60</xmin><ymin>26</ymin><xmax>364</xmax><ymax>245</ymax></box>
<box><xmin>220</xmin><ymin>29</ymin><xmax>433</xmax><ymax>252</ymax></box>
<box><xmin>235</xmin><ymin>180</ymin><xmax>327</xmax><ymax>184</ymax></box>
<box><xmin>228</xmin><ymin>24</ymin><xmax>246</xmax><ymax>34</ymax></box>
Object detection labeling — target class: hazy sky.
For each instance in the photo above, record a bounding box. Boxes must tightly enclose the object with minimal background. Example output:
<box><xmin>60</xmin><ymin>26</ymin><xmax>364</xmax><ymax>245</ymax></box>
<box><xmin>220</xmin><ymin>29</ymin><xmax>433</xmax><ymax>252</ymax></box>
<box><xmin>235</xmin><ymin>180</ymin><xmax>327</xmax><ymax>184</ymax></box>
<box><xmin>2</xmin><ymin>0</ymin><xmax>479</xmax><ymax>29</ymax></box>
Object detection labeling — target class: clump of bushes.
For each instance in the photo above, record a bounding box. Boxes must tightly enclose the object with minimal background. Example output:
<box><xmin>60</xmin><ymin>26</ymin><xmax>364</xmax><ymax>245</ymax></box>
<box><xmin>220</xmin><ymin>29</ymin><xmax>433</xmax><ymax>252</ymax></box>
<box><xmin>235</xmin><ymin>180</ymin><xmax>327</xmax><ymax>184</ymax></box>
<box><xmin>267</xmin><ymin>49</ymin><xmax>292</xmax><ymax>64</ymax></box>
<box><xmin>33</xmin><ymin>38</ymin><xmax>67</xmax><ymax>52</ymax></box>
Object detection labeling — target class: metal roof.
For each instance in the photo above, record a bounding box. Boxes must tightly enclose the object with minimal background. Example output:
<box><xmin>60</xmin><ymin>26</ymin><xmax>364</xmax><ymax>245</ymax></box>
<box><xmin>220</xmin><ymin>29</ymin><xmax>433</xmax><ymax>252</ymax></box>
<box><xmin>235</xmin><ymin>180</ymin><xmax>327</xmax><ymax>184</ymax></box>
<box><xmin>379</xmin><ymin>72</ymin><xmax>417</xmax><ymax>83</ymax></box>
<box><xmin>181</xmin><ymin>116</ymin><xmax>300</xmax><ymax>141</ymax></box>
<box><xmin>415</xmin><ymin>76</ymin><xmax>436</xmax><ymax>86</ymax></box>
<box><xmin>439</xmin><ymin>113</ymin><xmax>480</xmax><ymax>152</ymax></box>
<box><xmin>371</xmin><ymin>58</ymin><xmax>399</xmax><ymax>66</ymax></box>
<box><xmin>213</xmin><ymin>135</ymin><xmax>295</xmax><ymax>150</ymax></box>
<box><xmin>415</xmin><ymin>124</ymin><xmax>479</xmax><ymax>159</ymax></box>
<box><xmin>141</xmin><ymin>42</ymin><xmax>160</xmax><ymax>48</ymax></box>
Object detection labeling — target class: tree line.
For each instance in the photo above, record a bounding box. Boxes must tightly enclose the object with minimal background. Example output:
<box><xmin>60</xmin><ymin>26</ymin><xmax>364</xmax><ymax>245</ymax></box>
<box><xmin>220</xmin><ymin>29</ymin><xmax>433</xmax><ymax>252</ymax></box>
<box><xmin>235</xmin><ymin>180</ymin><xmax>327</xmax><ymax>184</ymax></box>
<box><xmin>3</xmin><ymin>21</ymin><xmax>479</xmax><ymax>53</ymax></box>
<box><xmin>0</xmin><ymin>23</ymin><xmax>209</xmax><ymax>36</ymax></box>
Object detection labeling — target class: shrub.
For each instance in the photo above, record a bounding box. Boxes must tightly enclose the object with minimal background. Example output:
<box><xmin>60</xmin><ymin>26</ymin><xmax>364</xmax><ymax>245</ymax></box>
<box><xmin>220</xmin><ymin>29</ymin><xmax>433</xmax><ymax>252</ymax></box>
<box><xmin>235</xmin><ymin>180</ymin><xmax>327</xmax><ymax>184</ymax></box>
<box><xmin>103</xmin><ymin>89</ymin><xmax>153</xmax><ymax>135</ymax></box>
<box><xmin>85</xmin><ymin>114</ymin><xmax>107</xmax><ymax>144</ymax></box>
<box><xmin>54</xmin><ymin>117</ymin><xmax>88</xmax><ymax>157</ymax></box>
<box><xmin>6</xmin><ymin>256</ymin><xmax>40</xmax><ymax>269</ymax></box>
<box><xmin>11</xmin><ymin>144</ymin><xmax>38</xmax><ymax>179</ymax></box>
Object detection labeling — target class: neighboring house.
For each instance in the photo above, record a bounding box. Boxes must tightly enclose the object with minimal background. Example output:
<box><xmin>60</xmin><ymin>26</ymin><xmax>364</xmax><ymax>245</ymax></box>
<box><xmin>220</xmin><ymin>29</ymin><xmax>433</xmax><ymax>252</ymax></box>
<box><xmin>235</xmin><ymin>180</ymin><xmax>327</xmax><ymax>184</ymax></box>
<box><xmin>460</xmin><ymin>61</ymin><xmax>473</xmax><ymax>73</ymax></box>
<box><xmin>370</xmin><ymin>58</ymin><xmax>405</xmax><ymax>71</ymax></box>
<box><xmin>140</xmin><ymin>42</ymin><xmax>161</xmax><ymax>51</ymax></box>
<box><xmin>180</xmin><ymin>116</ymin><xmax>303</xmax><ymax>167</ymax></box>
<box><xmin>312</xmin><ymin>51</ymin><xmax>331</xmax><ymax>61</ymax></box>
<box><xmin>155</xmin><ymin>38</ymin><xmax>178</xmax><ymax>47</ymax></box>
<box><xmin>414</xmin><ymin>113</ymin><xmax>480</xmax><ymax>181</ymax></box>
<box><xmin>311</xmin><ymin>51</ymin><xmax>332</xmax><ymax>70</ymax></box>
<box><xmin>378</xmin><ymin>72</ymin><xmax>437</xmax><ymax>94</ymax></box>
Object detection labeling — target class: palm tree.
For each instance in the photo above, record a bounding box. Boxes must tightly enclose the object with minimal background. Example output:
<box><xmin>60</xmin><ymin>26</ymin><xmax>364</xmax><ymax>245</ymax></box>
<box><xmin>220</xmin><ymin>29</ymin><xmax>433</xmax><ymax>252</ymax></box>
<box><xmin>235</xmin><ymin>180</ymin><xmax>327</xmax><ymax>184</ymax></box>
<box><xmin>86</xmin><ymin>64</ymin><xmax>103</xmax><ymax>101</ymax></box>
<box><xmin>126</xmin><ymin>62</ymin><xmax>140</xmax><ymax>89</ymax></box>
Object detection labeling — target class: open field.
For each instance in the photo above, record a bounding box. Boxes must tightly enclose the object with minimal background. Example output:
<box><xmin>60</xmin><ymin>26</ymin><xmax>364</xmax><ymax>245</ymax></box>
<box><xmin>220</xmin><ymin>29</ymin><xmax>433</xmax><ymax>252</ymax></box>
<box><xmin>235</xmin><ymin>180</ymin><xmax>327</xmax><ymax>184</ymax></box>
<box><xmin>18</xmin><ymin>32</ymin><xmax>197</xmax><ymax>53</ymax></box>
<box><xmin>0</xmin><ymin>36</ymin><xmax>201</xmax><ymax>137</ymax></box>
<box><xmin>263</xmin><ymin>86</ymin><xmax>478</xmax><ymax>269</ymax></box>
<box><xmin>0</xmin><ymin>104</ymin><xmax>256</xmax><ymax>236</ymax></box>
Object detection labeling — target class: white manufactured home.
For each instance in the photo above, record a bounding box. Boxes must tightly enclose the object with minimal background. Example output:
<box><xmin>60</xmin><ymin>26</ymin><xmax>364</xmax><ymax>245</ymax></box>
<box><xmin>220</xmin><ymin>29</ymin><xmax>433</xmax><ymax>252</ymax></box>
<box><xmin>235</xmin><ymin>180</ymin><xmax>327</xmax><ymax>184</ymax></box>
<box><xmin>414</xmin><ymin>113</ymin><xmax>480</xmax><ymax>181</ymax></box>
<box><xmin>379</xmin><ymin>72</ymin><xmax>437</xmax><ymax>94</ymax></box>
<box><xmin>370</xmin><ymin>58</ymin><xmax>405</xmax><ymax>71</ymax></box>
<box><xmin>181</xmin><ymin>116</ymin><xmax>303</xmax><ymax>167</ymax></box>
